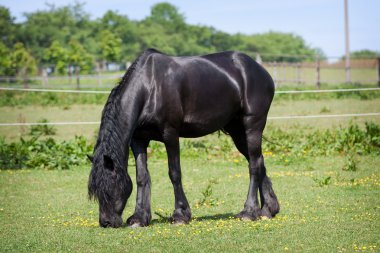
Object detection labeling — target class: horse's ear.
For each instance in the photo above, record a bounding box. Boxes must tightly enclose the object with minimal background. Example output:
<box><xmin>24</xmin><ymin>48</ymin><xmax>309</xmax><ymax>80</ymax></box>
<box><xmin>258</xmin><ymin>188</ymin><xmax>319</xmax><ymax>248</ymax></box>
<box><xmin>103</xmin><ymin>155</ymin><xmax>114</xmax><ymax>171</ymax></box>
<box><xmin>87</xmin><ymin>154</ymin><xmax>94</xmax><ymax>163</ymax></box>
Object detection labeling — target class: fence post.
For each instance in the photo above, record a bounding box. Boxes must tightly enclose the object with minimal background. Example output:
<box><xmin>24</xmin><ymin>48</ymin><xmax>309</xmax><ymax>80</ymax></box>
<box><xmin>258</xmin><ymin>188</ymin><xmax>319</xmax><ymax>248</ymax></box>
<box><xmin>96</xmin><ymin>62</ymin><xmax>102</xmax><ymax>87</ymax></box>
<box><xmin>377</xmin><ymin>58</ymin><xmax>380</xmax><ymax>87</ymax></box>
<box><xmin>316</xmin><ymin>57</ymin><xmax>321</xmax><ymax>89</ymax></box>
<box><xmin>76</xmin><ymin>67</ymin><xmax>80</xmax><ymax>90</ymax></box>
<box><xmin>23</xmin><ymin>75</ymin><xmax>29</xmax><ymax>89</ymax></box>
<box><xmin>273</xmin><ymin>62</ymin><xmax>278</xmax><ymax>87</ymax></box>
<box><xmin>296</xmin><ymin>63</ymin><xmax>301</xmax><ymax>84</ymax></box>
<box><xmin>42</xmin><ymin>69</ymin><xmax>48</xmax><ymax>87</ymax></box>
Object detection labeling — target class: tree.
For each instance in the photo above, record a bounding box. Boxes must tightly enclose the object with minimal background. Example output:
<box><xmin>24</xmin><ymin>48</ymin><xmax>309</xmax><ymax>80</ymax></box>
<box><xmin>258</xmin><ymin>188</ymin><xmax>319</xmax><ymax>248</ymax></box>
<box><xmin>43</xmin><ymin>40</ymin><xmax>69</xmax><ymax>74</ymax></box>
<box><xmin>241</xmin><ymin>32</ymin><xmax>322</xmax><ymax>62</ymax></box>
<box><xmin>147</xmin><ymin>2</ymin><xmax>185</xmax><ymax>32</ymax></box>
<box><xmin>0</xmin><ymin>6</ymin><xmax>16</xmax><ymax>47</ymax></box>
<box><xmin>17</xmin><ymin>3</ymin><xmax>91</xmax><ymax>61</ymax></box>
<box><xmin>99</xmin><ymin>30</ymin><xmax>122</xmax><ymax>66</ymax></box>
<box><xmin>0</xmin><ymin>42</ymin><xmax>11</xmax><ymax>75</ymax></box>
<box><xmin>1</xmin><ymin>2</ymin><xmax>328</xmax><ymax>73</ymax></box>
<box><xmin>68</xmin><ymin>39</ymin><xmax>93</xmax><ymax>74</ymax></box>
<box><xmin>9</xmin><ymin>42</ymin><xmax>37</xmax><ymax>87</ymax></box>
<box><xmin>98</xmin><ymin>10</ymin><xmax>140</xmax><ymax>61</ymax></box>
<box><xmin>350</xmin><ymin>50</ymin><xmax>379</xmax><ymax>59</ymax></box>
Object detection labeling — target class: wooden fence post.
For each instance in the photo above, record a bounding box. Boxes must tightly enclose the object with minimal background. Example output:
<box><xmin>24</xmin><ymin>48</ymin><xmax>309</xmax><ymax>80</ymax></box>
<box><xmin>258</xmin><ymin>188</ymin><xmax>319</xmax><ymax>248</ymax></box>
<box><xmin>96</xmin><ymin>62</ymin><xmax>102</xmax><ymax>87</ymax></box>
<box><xmin>316</xmin><ymin>57</ymin><xmax>321</xmax><ymax>89</ymax></box>
<box><xmin>377</xmin><ymin>58</ymin><xmax>380</xmax><ymax>87</ymax></box>
<box><xmin>273</xmin><ymin>62</ymin><xmax>278</xmax><ymax>87</ymax></box>
<box><xmin>296</xmin><ymin>63</ymin><xmax>301</xmax><ymax>84</ymax></box>
<box><xmin>76</xmin><ymin>67</ymin><xmax>80</xmax><ymax>90</ymax></box>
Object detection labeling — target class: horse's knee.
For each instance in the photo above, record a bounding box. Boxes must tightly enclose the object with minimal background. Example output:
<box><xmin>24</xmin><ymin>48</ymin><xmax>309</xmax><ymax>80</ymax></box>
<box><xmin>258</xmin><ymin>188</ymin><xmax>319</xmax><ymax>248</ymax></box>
<box><xmin>248</xmin><ymin>155</ymin><xmax>265</xmax><ymax>178</ymax></box>
<box><xmin>168</xmin><ymin>169</ymin><xmax>181</xmax><ymax>184</ymax></box>
<box><xmin>136</xmin><ymin>170</ymin><xmax>150</xmax><ymax>187</ymax></box>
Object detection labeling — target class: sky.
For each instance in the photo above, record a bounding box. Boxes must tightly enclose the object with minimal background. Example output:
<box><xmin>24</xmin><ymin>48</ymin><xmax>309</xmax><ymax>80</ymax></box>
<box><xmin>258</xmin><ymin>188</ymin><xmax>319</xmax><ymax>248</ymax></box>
<box><xmin>1</xmin><ymin>0</ymin><xmax>379</xmax><ymax>58</ymax></box>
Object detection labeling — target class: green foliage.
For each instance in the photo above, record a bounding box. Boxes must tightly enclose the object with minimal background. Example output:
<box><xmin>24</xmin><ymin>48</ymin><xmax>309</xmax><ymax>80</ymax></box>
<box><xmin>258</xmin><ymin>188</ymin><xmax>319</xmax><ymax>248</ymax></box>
<box><xmin>0</xmin><ymin>42</ymin><xmax>12</xmax><ymax>75</ymax></box>
<box><xmin>43</xmin><ymin>41</ymin><xmax>69</xmax><ymax>74</ymax></box>
<box><xmin>264</xmin><ymin>122</ymin><xmax>380</xmax><ymax>157</ymax></box>
<box><xmin>68</xmin><ymin>40</ymin><xmax>94</xmax><ymax>74</ymax></box>
<box><xmin>349</xmin><ymin>49</ymin><xmax>379</xmax><ymax>59</ymax></box>
<box><xmin>2</xmin><ymin>121</ymin><xmax>378</xmax><ymax>171</ymax></box>
<box><xmin>28</xmin><ymin>119</ymin><xmax>57</xmax><ymax>136</ymax></box>
<box><xmin>99</xmin><ymin>30</ymin><xmax>122</xmax><ymax>63</ymax></box>
<box><xmin>148</xmin><ymin>2</ymin><xmax>185</xmax><ymax>32</ymax></box>
<box><xmin>313</xmin><ymin>176</ymin><xmax>331</xmax><ymax>187</ymax></box>
<box><xmin>9</xmin><ymin>42</ymin><xmax>37</xmax><ymax>76</ymax></box>
<box><xmin>0</xmin><ymin>136</ymin><xmax>92</xmax><ymax>170</ymax></box>
<box><xmin>0</xmin><ymin>6</ymin><xmax>16</xmax><ymax>47</ymax></box>
<box><xmin>342</xmin><ymin>152</ymin><xmax>358</xmax><ymax>172</ymax></box>
<box><xmin>196</xmin><ymin>179</ymin><xmax>219</xmax><ymax>207</ymax></box>
<box><xmin>0</xmin><ymin>1</ymin><xmax>328</xmax><ymax>74</ymax></box>
<box><xmin>242</xmin><ymin>31</ymin><xmax>323</xmax><ymax>62</ymax></box>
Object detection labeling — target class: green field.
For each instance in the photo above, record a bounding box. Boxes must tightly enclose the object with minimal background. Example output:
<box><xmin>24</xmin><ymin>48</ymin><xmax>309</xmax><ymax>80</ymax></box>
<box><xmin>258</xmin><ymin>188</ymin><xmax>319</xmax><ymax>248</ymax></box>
<box><xmin>0</xmin><ymin>154</ymin><xmax>379</xmax><ymax>252</ymax></box>
<box><xmin>0</xmin><ymin>88</ymin><xmax>379</xmax><ymax>252</ymax></box>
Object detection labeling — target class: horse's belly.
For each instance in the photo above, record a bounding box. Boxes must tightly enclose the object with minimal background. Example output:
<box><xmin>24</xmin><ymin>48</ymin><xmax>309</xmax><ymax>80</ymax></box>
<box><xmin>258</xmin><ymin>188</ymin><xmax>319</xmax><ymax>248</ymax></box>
<box><xmin>179</xmin><ymin>112</ymin><xmax>233</xmax><ymax>138</ymax></box>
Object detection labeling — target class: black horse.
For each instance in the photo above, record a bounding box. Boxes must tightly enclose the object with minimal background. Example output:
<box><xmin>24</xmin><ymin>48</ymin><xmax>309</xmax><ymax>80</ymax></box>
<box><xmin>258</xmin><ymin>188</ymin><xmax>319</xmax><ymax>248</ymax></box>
<box><xmin>88</xmin><ymin>49</ymin><xmax>279</xmax><ymax>228</ymax></box>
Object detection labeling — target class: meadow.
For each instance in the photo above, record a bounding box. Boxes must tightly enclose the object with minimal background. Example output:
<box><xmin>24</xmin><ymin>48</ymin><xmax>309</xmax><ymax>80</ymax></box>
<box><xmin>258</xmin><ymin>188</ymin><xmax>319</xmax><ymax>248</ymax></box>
<box><xmin>0</xmin><ymin>84</ymin><xmax>379</xmax><ymax>252</ymax></box>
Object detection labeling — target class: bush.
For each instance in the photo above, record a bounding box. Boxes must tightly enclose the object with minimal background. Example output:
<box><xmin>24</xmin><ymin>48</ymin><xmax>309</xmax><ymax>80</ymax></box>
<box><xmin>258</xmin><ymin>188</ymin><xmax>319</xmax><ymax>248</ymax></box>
<box><xmin>29</xmin><ymin>119</ymin><xmax>57</xmax><ymax>136</ymax></box>
<box><xmin>0</xmin><ymin>136</ymin><xmax>93</xmax><ymax>170</ymax></box>
<box><xmin>0</xmin><ymin>122</ymin><xmax>378</xmax><ymax>170</ymax></box>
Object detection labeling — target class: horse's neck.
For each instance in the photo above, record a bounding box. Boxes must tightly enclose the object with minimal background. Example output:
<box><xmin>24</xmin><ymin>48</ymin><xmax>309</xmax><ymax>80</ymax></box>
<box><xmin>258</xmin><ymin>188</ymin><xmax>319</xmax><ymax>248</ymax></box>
<box><xmin>105</xmin><ymin>88</ymin><xmax>142</xmax><ymax>161</ymax></box>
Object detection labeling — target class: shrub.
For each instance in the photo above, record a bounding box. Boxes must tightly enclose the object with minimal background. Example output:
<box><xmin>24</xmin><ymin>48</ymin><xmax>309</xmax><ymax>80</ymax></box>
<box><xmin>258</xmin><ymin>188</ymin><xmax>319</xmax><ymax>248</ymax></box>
<box><xmin>29</xmin><ymin>119</ymin><xmax>57</xmax><ymax>136</ymax></box>
<box><xmin>0</xmin><ymin>136</ymin><xmax>93</xmax><ymax>170</ymax></box>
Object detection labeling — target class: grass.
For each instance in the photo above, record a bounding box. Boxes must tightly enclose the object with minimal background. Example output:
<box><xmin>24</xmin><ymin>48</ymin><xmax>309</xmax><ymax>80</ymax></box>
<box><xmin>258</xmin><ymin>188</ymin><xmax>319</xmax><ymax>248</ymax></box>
<box><xmin>0</xmin><ymin>154</ymin><xmax>379</xmax><ymax>252</ymax></box>
<box><xmin>0</xmin><ymin>81</ymin><xmax>379</xmax><ymax>252</ymax></box>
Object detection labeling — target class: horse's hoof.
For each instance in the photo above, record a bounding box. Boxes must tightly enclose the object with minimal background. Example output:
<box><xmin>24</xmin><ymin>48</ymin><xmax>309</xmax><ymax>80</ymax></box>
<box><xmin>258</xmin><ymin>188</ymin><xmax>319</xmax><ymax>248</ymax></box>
<box><xmin>129</xmin><ymin>222</ymin><xmax>143</xmax><ymax>228</ymax></box>
<box><xmin>169</xmin><ymin>208</ymin><xmax>191</xmax><ymax>225</ymax></box>
<box><xmin>126</xmin><ymin>214</ymin><xmax>150</xmax><ymax>227</ymax></box>
<box><xmin>169</xmin><ymin>217</ymin><xmax>189</xmax><ymax>225</ymax></box>
<box><xmin>236</xmin><ymin>210</ymin><xmax>260</xmax><ymax>221</ymax></box>
<box><xmin>261</xmin><ymin>205</ymin><xmax>273</xmax><ymax>219</ymax></box>
<box><xmin>170</xmin><ymin>218</ymin><xmax>188</xmax><ymax>225</ymax></box>
<box><xmin>241</xmin><ymin>216</ymin><xmax>254</xmax><ymax>222</ymax></box>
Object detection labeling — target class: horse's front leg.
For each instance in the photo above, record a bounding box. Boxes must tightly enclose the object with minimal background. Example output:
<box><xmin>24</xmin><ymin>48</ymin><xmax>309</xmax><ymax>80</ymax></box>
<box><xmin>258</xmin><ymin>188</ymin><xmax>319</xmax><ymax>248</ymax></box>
<box><xmin>164</xmin><ymin>129</ymin><xmax>191</xmax><ymax>224</ymax></box>
<box><xmin>126</xmin><ymin>138</ymin><xmax>151</xmax><ymax>227</ymax></box>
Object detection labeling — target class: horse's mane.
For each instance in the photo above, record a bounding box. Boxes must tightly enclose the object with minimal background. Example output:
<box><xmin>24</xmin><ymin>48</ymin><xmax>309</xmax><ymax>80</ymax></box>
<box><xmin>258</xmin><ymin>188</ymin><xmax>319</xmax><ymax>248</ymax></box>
<box><xmin>94</xmin><ymin>49</ymin><xmax>159</xmax><ymax>164</ymax></box>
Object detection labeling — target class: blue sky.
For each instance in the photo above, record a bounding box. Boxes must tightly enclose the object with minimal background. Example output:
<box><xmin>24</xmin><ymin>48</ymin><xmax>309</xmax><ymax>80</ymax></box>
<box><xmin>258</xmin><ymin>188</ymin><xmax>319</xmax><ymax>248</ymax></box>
<box><xmin>2</xmin><ymin>0</ymin><xmax>379</xmax><ymax>58</ymax></box>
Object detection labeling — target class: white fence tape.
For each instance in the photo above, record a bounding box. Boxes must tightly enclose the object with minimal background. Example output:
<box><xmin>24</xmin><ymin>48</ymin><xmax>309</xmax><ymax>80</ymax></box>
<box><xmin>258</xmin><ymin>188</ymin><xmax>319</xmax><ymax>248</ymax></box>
<box><xmin>267</xmin><ymin>112</ymin><xmax>380</xmax><ymax>120</ymax></box>
<box><xmin>0</xmin><ymin>121</ymin><xmax>100</xmax><ymax>126</ymax></box>
<box><xmin>275</xmin><ymin>87</ymin><xmax>380</xmax><ymax>94</ymax></box>
<box><xmin>0</xmin><ymin>87</ymin><xmax>380</xmax><ymax>94</ymax></box>
<box><xmin>0</xmin><ymin>87</ymin><xmax>109</xmax><ymax>94</ymax></box>
<box><xmin>1</xmin><ymin>113</ymin><xmax>379</xmax><ymax>126</ymax></box>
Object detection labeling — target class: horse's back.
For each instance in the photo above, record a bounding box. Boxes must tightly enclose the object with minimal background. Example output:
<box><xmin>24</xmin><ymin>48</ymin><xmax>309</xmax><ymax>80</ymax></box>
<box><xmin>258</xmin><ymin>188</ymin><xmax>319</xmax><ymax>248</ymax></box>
<box><xmin>137</xmin><ymin>50</ymin><xmax>274</xmax><ymax>137</ymax></box>
<box><xmin>170</xmin><ymin>51</ymin><xmax>275</xmax><ymax>118</ymax></box>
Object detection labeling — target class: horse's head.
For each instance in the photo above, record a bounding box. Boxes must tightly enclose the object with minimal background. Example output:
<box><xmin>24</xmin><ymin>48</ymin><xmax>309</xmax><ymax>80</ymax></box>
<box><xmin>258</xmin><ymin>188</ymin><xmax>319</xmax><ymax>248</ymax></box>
<box><xmin>88</xmin><ymin>153</ymin><xmax>132</xmax><ymax>228</ymax></box>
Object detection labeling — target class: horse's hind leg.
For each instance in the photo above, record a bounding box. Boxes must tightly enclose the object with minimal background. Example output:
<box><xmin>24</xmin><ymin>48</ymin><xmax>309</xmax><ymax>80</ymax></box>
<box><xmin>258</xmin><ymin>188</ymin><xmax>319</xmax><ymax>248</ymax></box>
<box><xmin>163</xmin><ymin>128</ymin><xmax>191</xmax><ymax>224</ymax></box>
<box><xmin>127</xmin><ymin>138</ymin><xmax>152</xmax><ymax>227</ymax></box>
<box><xmin>225</xmin><ymin>117</ymin><xmax>279</xmax><ymax>220</ymax></box>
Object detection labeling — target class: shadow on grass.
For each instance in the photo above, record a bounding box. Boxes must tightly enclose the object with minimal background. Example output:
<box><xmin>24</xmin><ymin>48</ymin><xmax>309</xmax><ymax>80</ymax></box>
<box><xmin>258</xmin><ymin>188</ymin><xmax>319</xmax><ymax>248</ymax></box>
<box><xmin>150</xmin><ymin>212</ymin><xmax>236</xmax><ymax>225</ymax></box>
